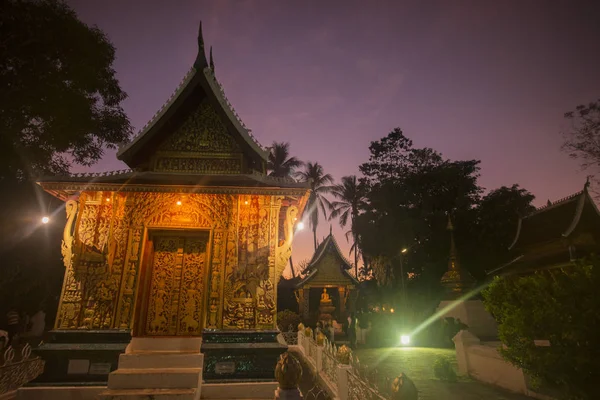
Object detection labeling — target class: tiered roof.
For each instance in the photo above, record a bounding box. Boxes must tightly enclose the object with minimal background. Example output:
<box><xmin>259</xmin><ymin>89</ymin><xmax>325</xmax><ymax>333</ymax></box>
<box><xmin>37</xmin><ymin>22</ymin><xmax>310</xmax><ymax>198</ymax></box>
<box><xmin>295</xmin><ymin>231</ymin><xmax>358</xmax><ymax>288</ymax></box>
<box><xmin>117</xmin><ymin>22</ymin><xmax>268</xmax><ymax>167</ymax></box>
<box><xmin>490</xmin><ymin>180</ymin><xmax>600</xmax><ymax>275</ymax></box>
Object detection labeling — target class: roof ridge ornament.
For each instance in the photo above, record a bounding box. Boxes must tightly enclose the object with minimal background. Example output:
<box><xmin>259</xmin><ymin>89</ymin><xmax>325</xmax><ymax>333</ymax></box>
<box><xmin>194</xmin><ymin>21</ymin><xmax>208</xmax><ymax>69</ymax></box>
<box><xmin>585</xmin><ymin>176</ymin><xmax>591</xmax><ymax>192</ymax></box>
<box><xmin>210</xmin><ymin>46</ymin><xmax>215</xmax><ymax>72</ymax></box>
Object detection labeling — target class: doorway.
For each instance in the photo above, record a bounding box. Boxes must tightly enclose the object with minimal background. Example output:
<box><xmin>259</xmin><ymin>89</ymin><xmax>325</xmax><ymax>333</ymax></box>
<box><xmin>139</xmin><ymin>231</ymin><xmax>209</xmax><ymax>336</ymax></box>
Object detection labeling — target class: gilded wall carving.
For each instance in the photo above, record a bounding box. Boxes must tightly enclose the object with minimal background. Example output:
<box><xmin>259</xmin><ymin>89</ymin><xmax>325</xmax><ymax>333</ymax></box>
<box><xmin>54</xmin><ymin>190</ymin><xmax>296</xmax><ymax>333</ymax></box>
<box><xmin>158</xmin><ymin>100</ymin><xmax>241</xmax><ymax>154</ymax></box>
<box><xmin>155</xmin><ymin>157</ymin><xmax>242</xmax><ymax>174</ymax></box>
<box><xmin>153</xmin><ymin>100</ymin><xmax>244</xmax><ymax>174</ymax></box>
<box><xmin>144</xmin><ymin>235</ymin><xmax>208</xmax><ymax>335</ymax></box>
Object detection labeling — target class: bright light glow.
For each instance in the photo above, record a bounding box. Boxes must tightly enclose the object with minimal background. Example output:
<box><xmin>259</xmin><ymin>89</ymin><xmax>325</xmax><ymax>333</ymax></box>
<box><xmin>176</xmin><ymin>201</ymin><xmax>182</xmax><ymax>206</ymax></box>
<box><xmin>390</xmin><ymin>308</ymin><xmax>395</xmax><ymax>313</ymax></box>
<box><xmin>296</xmin><ymin>222</ymin><xmax>304</xmax><ymax>230</ymax></box>
<box><xmin>244</xmin><ymin>200</ymin><xmax>249</xmax><ymax>205</ymax></box>
<box><xmin>400</xmin><ymin>335</ymin><xmax>410</xmax><ymax>345</ymax></box>
<box><xmin>106</xmin><ymin>198</ymin><xmax>110</xmax><ymax>202</ymax></box>
<box><xmin>401</xmin><ymin>248</ymin><xmax>408</xmax><ymax>253</ymax></box>
<box><xmin>41</xmin><ymin>216</ymin><xmax>50</xmax><ymax>224</ymax></box>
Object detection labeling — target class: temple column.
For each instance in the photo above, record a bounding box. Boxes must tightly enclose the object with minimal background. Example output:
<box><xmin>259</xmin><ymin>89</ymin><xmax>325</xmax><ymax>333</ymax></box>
<box><xmin>302</xmin><ymin>288</ymin><xmax>310</xmax><ymax>321</ymax></box>
<box><xmin>338</xmin><ymin>286</ymin><xmax>346</xmax><ymax>315</ymax></box>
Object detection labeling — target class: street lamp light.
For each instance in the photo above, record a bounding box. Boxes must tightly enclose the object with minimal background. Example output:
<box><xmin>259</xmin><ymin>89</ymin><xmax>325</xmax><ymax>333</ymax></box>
<box><xmin>41</xmin><ymin>216</ymin><xmax>50</xmax><ymax>224</ymax></box>
<box><xmin>296</xmin><ymin>221</ymin><xmax>304</xmax><ymax>230</ymax></box>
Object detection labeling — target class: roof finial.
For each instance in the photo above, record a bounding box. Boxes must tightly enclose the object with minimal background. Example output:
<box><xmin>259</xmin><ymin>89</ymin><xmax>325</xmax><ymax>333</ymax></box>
<box><xmin>585</xmin><ymin>176</ymin><xmax>591</xmax><ymax>192</ymax></box>
<box><xmin>547</xmin><ymin>199</ymin><xmax>552</xmax><ymax>206</ymax></box>
<box><xmin>209</xmin><ymin>46</ymin><xmax>215</xmax><ymax>72</ymax></box>
<box><xmin>330</xmin><ymin>224</ymin><xmax>332</xmax><ymax>236</ymax></box>
<box><xmin>194</xmin><ymin>21</ymin><xmax>208</xmax><ymax>69</ymax></box>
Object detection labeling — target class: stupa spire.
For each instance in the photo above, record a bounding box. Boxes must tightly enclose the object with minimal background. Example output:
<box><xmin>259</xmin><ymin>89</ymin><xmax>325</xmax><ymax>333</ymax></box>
<box><xmin>440</xmin><ymin>214</ymin><xmax>473</xmax><ymax>298</ymax></box>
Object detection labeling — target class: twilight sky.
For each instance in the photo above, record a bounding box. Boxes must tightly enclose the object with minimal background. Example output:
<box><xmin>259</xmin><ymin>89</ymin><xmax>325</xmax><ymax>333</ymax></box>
<box><xmin>67</xmin><ymin>0</ymin><xmax>600</xmax><ymax>274</ymax></box>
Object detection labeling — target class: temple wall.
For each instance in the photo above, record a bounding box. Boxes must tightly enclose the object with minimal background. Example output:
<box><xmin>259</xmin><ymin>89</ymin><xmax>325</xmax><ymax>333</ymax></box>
<box><xmin>55</xmin><ymin>190</ymin><xmax>296</xmax><ymax>332</ymax></box>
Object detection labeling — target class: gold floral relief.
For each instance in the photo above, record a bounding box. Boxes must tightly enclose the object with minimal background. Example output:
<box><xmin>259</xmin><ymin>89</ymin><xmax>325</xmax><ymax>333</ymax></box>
<box><xmin>157</xmin><ymin>100</ymin><xmax>241</xmax><ymax>154</ymax></box>
<box><xmin>145</xmin><ymin>236</ymin><xmax>178</xmax><ymax>335</ymax></box>
<box><xmin>54</xmin><ymin>189</ymin><xmax>296</xmax><ymax>332</ymax></box>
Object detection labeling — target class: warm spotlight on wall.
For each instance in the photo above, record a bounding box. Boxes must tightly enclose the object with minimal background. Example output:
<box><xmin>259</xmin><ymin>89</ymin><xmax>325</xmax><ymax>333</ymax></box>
<box><xmin>106</xmin><ymin>197</ymin><xmax>111</xmax><ymax>202</ymax></box>
<box><xmin>176</xmin><ymin>200</ymin><xmax>182</xmax><ymax>206</ymax></box>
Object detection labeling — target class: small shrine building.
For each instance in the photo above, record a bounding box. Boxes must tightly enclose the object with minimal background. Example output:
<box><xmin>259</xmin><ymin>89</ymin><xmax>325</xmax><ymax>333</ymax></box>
<box><xmin>491</xmin><ymin>180</ymin><xmax>600</xmax><ymax>276</ymax></box>
<box><xmin>34</xmin><ymin>24</ymin><xmax>310</xmax><ymax>385</ymax></box>
<box><xmin>294</xmin><ymin>231</ymin><xmax>359</xmax><ymax>322</ymax></box>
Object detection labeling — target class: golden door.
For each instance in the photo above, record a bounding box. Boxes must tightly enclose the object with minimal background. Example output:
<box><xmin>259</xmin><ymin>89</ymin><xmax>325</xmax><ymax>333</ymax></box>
<box><xmin>143</xmin><ymin>234</ymin><xmax>208</xmax><ymax>336</ymax></box>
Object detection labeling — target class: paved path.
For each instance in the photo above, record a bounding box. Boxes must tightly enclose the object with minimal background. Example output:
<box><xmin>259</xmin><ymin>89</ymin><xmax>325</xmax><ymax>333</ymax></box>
<box><xmin>354</xmin><ymin>347</ymin><xmax>533</xmax><ymax>400</ymax></box>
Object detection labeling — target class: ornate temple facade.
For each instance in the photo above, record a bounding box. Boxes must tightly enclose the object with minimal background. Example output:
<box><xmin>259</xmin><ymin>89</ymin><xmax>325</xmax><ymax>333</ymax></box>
<box><xmin>37</xmin><ymin>25</ymin><xmax>310</xmax><ymax>338</ymax></box>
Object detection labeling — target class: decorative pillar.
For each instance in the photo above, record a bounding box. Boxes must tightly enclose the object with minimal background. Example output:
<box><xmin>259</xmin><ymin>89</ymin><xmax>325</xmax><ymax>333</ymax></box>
<box><xmin>338</xmin><ymin>286</ymin><xmax>346</xmax><ymax>315</ymax></box>
<box><xmin>302</xmin><ymin>288</ymin><xmax>310</xmax><ymax>321</ymax></box>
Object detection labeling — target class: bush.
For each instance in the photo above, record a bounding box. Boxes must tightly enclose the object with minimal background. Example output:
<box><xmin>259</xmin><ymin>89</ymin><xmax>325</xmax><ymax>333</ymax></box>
<box><xmin>433</xmin><ymin>356</ymin><xmax>457</xmax><ymax>382</ymax></box>
<box><xmin>277</xmin><ymin>309</ymin><xmax>301</xmax><ymax>332</ymax></box>
<box><xmin>483</xmin><ymin>257</ymin><xmax>600</xmax><ymax>400</ymax></box>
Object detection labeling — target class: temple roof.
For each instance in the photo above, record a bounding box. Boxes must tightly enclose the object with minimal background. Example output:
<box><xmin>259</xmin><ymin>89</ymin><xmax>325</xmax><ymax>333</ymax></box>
<box><xmin>489</xmin><ymin>181</ymin><xmax>600</xmax><ymax>276</ymax></box>
<box><xmin>508</xmin><ymin>180</ymin><xmax>600</xmax><ymax>251</ymax></box>
<box><xmin>295</xmin><ymin>232</ymin><xmax>358</xmax><ymax>288</ymax></box>
<box><xmin>37</xmin><ymin>169</ymin><xmax>308</xmax><ymax>200</ymax></box>
<box><xmin>117</xmin><ymin>22</ymin><xmax>269</xmax><ymax>169</ymax></box>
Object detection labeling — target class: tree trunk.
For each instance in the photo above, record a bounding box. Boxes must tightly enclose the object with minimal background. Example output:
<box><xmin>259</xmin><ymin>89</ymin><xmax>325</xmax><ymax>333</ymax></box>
<box><xmin>289</xmin><ymin>255</ymin><xmax>296</xmax><ymax>278</ymax></box>
<box><xmin>354</xmin><ymin>242</ymin><xmax>358</xmax><ymax>279</ymax></box>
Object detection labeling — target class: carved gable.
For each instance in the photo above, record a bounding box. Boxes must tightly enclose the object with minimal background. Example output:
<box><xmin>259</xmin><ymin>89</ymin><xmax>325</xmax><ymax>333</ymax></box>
<box><xmin>307</xmin><ymin>248</ymin><xmax>354</xmax><ymax>286</ymax></box>
<box><xmin>153</xmin><ymin>100</ymin><xmax>243</xmax><ymax>174</ymax></box>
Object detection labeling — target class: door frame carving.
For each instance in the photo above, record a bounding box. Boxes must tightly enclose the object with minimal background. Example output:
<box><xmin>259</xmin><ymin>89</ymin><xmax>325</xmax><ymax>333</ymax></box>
<box><xmin>132</xmin><ymin>227</ymin><xmax>212</xmax><ymax>337</ymax></box>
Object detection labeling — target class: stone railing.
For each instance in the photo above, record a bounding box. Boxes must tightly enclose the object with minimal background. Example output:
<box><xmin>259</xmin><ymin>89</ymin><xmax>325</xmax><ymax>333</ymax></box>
<box><xmin>295</xmin><ymin>329</ymin><xmax>389</xmax><ymax>400</ymax></box>
<box><xmin>0</xmin><ymin>344</ymin><xmax>45</xmax><ymax>395</ymax></box>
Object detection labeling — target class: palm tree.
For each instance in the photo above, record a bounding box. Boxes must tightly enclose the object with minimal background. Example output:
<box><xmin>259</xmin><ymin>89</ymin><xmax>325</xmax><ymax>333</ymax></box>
<box><xmin>295</xmin><ymin>162</ymin><xmax>334</xmax><ymax>251</ymax></box>
<box><xmin>267</xmin><ymin>141</ymin><xmax>303</xmax><ymax>277</ymax></box>
<box><xmin>328</xmin><ymin>175</ymin><xmax>366</xmax><ymax>277</ymax></box>
<box><xmin>267</xmin><ymin>142</ymin><xmax>303</xmax><ymax>178</ymax></box>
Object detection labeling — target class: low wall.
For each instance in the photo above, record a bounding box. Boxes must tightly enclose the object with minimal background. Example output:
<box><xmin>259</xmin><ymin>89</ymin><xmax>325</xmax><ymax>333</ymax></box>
<box><xmin>453</xmin><ymin>331</ymin><xmax>554</xmax><ymax>400</ymax></box>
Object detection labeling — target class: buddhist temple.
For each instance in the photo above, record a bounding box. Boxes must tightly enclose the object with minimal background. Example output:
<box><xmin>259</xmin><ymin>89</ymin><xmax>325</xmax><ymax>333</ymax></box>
<box><xmin>33</xmin><ymin>23</ymin><xmax>310</xmax><ymax>391</ymax></box>
<box><xmin>491</xmin><ymin>180</ymin><xmax>600</xmax><ymax>276</ymax></box>
<box><xmin>294</xmin><ymin>230</ymin><xmax>358</xmax><ymax>323</ymax></box>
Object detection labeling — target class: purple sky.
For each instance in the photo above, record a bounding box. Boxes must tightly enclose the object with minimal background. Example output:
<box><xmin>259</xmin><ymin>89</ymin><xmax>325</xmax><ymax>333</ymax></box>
<box><xmin>68</xmin><ymin>0</ymin><xmax>600</xmax><ymax>275</ymax></box>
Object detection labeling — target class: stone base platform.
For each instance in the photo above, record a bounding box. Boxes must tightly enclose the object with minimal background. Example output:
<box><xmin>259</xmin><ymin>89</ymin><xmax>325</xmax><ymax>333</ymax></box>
<box><xmin>201</xmin><ymin>330</ymin><xmax>287</xmax><ymax>382</ymax></box>
<box><xmin>32</xmin><ymin>330</ymin><xmax>131</xmax><ymax>385</ymax></box>
<box><xmin>16</xmin><ymin>386</ymin><xmax>105</xmax><ymax>400</ymax></box>
<box><xmin>202</xmin><ymin>382</ymin><xmax>278</xmax><ymax>399</ymax></box>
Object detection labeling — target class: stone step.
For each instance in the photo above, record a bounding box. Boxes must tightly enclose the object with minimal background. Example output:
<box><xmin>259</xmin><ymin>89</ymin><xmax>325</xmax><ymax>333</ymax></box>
<box><xmin>126</xmin><ymin>337</ymin><xmax>202</xmax><ymax>353</ymax></box>
<box><xmin>97</xmin><ymin>388</ymin><xmax>198</xmax><ymax>400</ymax></box>
<box><xmin>201</xmin><ymin>382</ymin><xmax>277</xmax><ymax>399</ymax></box>
<box><xmin>108</xmin><ymin>368</ymin><xmax>203</xmax><ymax>390</ymax></box>
<box><xmin>119</xmin><ymin>352</ymin><xmax>204</xmax><ymax>369</ymax></box>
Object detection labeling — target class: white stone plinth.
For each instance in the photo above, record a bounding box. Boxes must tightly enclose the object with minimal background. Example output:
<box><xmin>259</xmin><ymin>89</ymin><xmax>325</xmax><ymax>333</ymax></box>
<box><xmin>437</xmin><ymin>299</ymin><xmax>498</xmax><ymax>339</ymax></box>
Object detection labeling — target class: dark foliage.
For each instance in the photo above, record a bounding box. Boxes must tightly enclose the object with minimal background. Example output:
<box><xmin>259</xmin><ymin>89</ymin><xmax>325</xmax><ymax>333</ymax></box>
<box><xmin>483</xmin><ymin>258</ymin><xmax>600</xmax><ymax>400</ymax></box>
<box><xmin>0</xmin><ymin>0</ymin><xmax>131</xmax><ymax>182</ymax></box>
